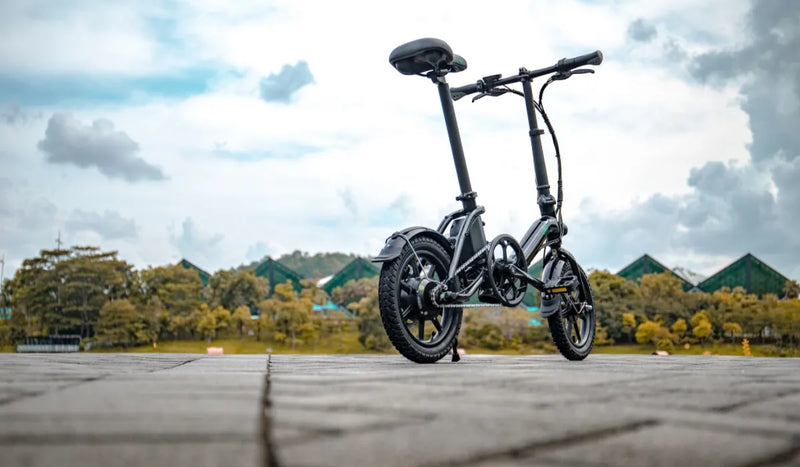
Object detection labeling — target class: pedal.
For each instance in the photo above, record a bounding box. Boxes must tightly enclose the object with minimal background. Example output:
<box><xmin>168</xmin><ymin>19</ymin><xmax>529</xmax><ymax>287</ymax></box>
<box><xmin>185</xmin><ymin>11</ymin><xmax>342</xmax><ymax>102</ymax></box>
<box><xmin>544</xmin><ymin>275</ymin><xmax>578</xmax><ymax>295</ymax></box>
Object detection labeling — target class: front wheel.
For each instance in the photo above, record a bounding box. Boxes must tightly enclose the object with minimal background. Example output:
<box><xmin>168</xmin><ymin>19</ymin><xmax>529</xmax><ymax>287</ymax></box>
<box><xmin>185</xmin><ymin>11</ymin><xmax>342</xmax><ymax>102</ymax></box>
<box><xmin>378</xmin><ymin>235</ymin><xmax>462</xmax><ymax>363</ymax></box>
<box><xmin>545</xmin><ymin>258</ymin><xmax>595</xmax><ymax>360</ymax></box>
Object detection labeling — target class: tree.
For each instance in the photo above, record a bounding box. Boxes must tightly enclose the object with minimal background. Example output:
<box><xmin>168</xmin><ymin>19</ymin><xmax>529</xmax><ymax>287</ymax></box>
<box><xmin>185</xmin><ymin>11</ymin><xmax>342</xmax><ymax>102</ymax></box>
<box><xmin>588</xmin><ymin>270</ymin><xmax>639</xmax><ymax>342</ymax></box>
<box><xmin>622</xmin><ymin>313</ymin><xmax>636</xmax><ymax>344</ymax></box>
<box><xmin>783</xmin><ymin>280</ymin><xmax>800</xmax><ymax>299</ymax></box>
<box><xmin>692</xmin><ymin>318</ymin><xmax>713</xmax><ymax>347</ymax></box>
<box><xmin>638</xmin><ymin>272</ymin><xmax>685</xmax><ymax>324</ymax></box>
<box><xmin>7</xmin><ymin>247</ymin><xmax>133</xmax><ymax>339</ymax></box>
<box><xmin>94</xmin><ymin>299</ymin><xmax>145</xmax><ymax>348</ymax></box>
<box><xmin>331</xmin><ymin>277</ymin><xmax>378</xmax><ymax>307</ymax></box>
<box><xmin>351</xmin><ymin>290</ymin><xmax>390</xmax><ymax>351</ymax></box>
<box><xmin>635</xmin><ymin>321</ymin><xmax>660</xmax><ymax>346</ymax></box>
<box><xmin>259</xmin><ymin>282</ymin><xmax>312</xmax><ymax>348</ymax></box>
<box><xmin>723</xmin><ymin>322</ymin><xmax>742</xmax><ymax>345</ymax></box>
<box><xmin>206</xmin><ymin>269</ymin><xmax>268</xmax><ymax>310</ymax></box>
<box><xmin>232</xmin><ymin>306</ymin><xmax>253</xmax><ymax>339</ymax></box>
<box><xmin>140</xmin><ymin>265</ymin><xmax>203</xmax><ymax>339</ymax></box>
<box><xmin>635</xmin><ymin>320</ymin><xmax>675</xmax><ymax>350</ymax></box>
<box><xmin>671</xmin><ymin>318</ymin><xmax>687</xmax><ymax>339</ymax></box>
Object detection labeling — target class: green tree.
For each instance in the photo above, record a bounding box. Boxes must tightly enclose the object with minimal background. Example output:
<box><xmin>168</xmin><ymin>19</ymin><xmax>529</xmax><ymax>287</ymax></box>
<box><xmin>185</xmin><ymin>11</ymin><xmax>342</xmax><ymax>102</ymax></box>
<box><xmin>622</xmin><ymin>313</ymin><xmax>636</xmax><ymax>343</ymax></box>
<box><xmin>692</xmin><ymin>318</ymin><xmax>713</xmax><ymax>347</ymax></box>
<box><xmin>588</xmin><ymin>270</ymin><xmax>639</xmax><ymax>342</ymax></box>
<box><xmin>331</xmin><ymin>277</ymin><xmax>378</xmax><ymax>308</ymax></box>
<box><xmin>671</xmin><ymin>318</ymin><xmax>687</xmax><ymax>339</ymax></box>
<box><xmin>722</xmin><ymin>322</ymin><xmax>742</xmax><ymax>345</ymax></box>
<box><xmin>94</xmin><ymin>299</ymin><xmax>145</xmax><ymax>348</ymax></box>
<box><xmin>206</xmin><ymin>269</ymin><xmax>268</xmax><ymax>310</ymax></box>
<box><xmin>260</xmin><ymin>282</ymin><xmax>312</xmax><ymax>348</ymax></box>
<box><xmin>783</xmin><ymin>280</ymin><xmax>800</xmax><ymax>299</ymax></box>
<box><xmin>139</xmin><ymin>265</ymin><xmax>203</xmax><ymax>339</ymax></box>
<box><xmin>638</xmin><ymin>272</ymin><xmax>685</xmax><ymax>324</ymax></box>
<box><xmin>232</xmin><ymin>305</ymin><xmax>253</xmax><ymax>339</ymax></box>
<box><xmin>351</xmin><ymin>290</ymin><xmax>390</xmax><ymax>350</ymax></box>
<box><xmin>635</xmin><ymin>320</ymin><xmax>660</xmax><ymax>346</ymax></box>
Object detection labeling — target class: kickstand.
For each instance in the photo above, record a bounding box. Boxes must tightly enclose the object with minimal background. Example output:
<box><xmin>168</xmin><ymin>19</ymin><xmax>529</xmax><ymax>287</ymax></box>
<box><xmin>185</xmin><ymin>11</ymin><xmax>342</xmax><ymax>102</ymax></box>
<box><xmin>451</xmin><ymin>338</ymin><xmax>461</xmax><ymax>362</ymax></box>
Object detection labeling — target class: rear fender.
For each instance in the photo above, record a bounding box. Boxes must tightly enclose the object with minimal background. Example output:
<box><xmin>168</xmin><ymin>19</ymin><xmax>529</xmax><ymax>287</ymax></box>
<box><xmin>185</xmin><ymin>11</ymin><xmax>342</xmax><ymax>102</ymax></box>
<box><xmin>371</xmin><ymin>227</ymin><xmax>452</xmax><ymax>263</ymax></box>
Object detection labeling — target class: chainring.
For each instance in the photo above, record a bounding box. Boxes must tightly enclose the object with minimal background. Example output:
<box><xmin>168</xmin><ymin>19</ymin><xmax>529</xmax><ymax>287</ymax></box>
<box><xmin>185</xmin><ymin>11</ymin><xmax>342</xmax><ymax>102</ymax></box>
<box><xmin>485</xmin><ymin>234</ymin><xmax>528</xmax><ymax>307</ymax></box>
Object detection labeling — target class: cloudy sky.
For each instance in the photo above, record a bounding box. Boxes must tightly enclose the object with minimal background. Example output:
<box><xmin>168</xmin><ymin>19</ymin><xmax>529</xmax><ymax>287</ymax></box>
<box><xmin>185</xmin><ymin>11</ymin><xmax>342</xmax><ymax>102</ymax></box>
<box><xmin>1</xmin><ymin>0</ymin><xmax>798</xmax><ymax>281</ymax></box>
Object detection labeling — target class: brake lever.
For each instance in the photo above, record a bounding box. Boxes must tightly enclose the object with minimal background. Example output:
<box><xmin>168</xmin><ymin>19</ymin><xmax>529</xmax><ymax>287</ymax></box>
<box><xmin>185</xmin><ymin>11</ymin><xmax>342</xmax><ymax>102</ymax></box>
<box><xmin>553</xmin><ymin>68</ymin><xmax>595</xmax><ymax>81</ymax></box>
<box><xmin>471</xmin><ymin>88</ymin><xmax>507</xmax><ymax>103</ymax></box>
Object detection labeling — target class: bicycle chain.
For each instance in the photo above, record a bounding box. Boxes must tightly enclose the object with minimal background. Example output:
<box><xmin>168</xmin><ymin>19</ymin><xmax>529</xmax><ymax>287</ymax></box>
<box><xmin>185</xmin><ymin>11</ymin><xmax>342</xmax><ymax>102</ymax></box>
<box><xmin>431</xmin><ymin>245</ymin><xmax>491</xmax><ymax>309</ymax></box>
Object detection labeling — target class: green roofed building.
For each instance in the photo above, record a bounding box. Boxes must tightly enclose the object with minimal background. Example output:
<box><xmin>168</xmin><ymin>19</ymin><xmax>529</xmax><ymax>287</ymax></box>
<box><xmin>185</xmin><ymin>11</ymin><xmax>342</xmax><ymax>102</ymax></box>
<box><xmin>178</xmin><ymin>259</ymin><xmax>211</xmax><ymax>286</ymax></box>
<box><xmin>697</xmin><ymin>253</ymin><xmax>790</xmax><ymax>298</ymax></box>
<box><xmin>323</xmin><ymin>258</ymin><xmax>380</xmax><ymax>295</ymax></box>
<box><xmin>617</xmin><ymin>254</ymin><xmax>694</xmax><ymax>291</ymax></box>
<box><xmin>254</xmin><ymin>258</ymin><xmax>304</xmax><ymax>295</ymax></box>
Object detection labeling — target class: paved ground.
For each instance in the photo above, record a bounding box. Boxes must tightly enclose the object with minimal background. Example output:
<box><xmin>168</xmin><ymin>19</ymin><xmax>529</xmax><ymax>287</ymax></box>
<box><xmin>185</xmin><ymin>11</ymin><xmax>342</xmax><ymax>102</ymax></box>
<box><xmin>1</xmin><ymin>354</ymin><xmax>799</xmax><ymax>466</ymax></box>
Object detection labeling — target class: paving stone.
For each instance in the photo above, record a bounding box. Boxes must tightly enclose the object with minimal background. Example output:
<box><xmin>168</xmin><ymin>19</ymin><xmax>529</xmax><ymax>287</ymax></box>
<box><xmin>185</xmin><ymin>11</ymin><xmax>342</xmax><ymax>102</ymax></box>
<box><xmin>533</xmin><ymin>422</ymin><xmax>794</xmax><ymax>467</ymax></box>
<box><xmin>2</xmin><ymin>353</ymin><xmax>799</xmax><ymax>467</ymax></box>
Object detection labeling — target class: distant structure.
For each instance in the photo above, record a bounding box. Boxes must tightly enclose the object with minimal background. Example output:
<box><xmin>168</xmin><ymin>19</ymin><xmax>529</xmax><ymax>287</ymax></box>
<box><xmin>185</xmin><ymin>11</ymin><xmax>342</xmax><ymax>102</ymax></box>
<box><xmin>178</xmin><ymin>258</ymin><xmax>211</xmax><ymax>286</ymax></box>
<box><xmin>697</xmin><ymin>253</ymin><xmax>789</xmax><ymax>298</ymax></box>
<box><xmin>253</xmin><ymin>257</ymin><xmax>304</xmax><ymax>295</ymax></box>
<box><xmin>323</xmin><ymin>258</ymin><xmax>379</xmax><ymax>295</ymax></box>
<box><xmin>617</xmin><ymin>253</ymin><xmax>790</xmax><ymax>298</ymax></box>
<box><xmin>617</xmin><ymin>254</ymin><xmax>694</xmax><ymax>291</ymax></box>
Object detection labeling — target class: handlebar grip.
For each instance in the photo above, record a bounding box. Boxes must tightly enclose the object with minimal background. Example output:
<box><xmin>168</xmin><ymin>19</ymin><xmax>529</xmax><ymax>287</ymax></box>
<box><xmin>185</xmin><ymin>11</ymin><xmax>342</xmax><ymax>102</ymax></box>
<box><xmin>556</xmin><ymin>50</ymin><xmax>603</xmax><ymax>73</ymax></box>
<box><xmin>450</xmin><ymin>82</ymin><xmax>481</xmax><ymax>101</ymax></box>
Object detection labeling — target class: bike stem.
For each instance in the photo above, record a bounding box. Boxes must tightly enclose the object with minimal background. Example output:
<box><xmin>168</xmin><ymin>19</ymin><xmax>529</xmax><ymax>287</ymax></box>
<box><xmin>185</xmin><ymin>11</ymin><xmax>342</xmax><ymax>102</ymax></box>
<box><xmin>436</xmin><ymin>78</ymin><xmax>477</xmax><ymax>212</ymax></box>
<box><xmin>521</xmin><ymin>76</ymin><xmax>557</xmax><ymax>218</ymax></box>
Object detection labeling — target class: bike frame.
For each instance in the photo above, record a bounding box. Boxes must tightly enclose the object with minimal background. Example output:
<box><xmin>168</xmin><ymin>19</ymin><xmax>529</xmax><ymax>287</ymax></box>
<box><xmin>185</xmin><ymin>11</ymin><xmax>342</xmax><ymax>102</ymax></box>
<box><xmin>431</xmin><ymin>69</ymin><xmax>562</xmax><ymax>296</ymax></box>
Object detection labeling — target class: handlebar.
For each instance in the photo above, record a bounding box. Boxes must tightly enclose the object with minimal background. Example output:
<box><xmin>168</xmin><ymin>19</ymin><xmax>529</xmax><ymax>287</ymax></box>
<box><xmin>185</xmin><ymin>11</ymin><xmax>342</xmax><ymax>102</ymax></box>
<box><xmin>450</xmin><ymin>50</ymin><xmax>603</xmax><ymax>101</ymax></box>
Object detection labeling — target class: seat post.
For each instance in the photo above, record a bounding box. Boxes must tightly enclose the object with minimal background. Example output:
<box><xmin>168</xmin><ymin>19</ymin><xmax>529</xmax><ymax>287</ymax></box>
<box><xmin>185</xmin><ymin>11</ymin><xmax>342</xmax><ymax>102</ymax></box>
<box><xmin>436</xmin><ymin>78</ymin><xmax>476</xmax><ymax>211</ymax></box>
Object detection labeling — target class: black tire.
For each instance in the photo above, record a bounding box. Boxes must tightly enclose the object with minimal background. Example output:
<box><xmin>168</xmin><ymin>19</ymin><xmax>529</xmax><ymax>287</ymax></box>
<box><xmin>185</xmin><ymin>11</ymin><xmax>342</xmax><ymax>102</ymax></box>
<box><xmin>546</xmin><ymin>260</ymin><xmax>595</xmax><ymax>361</ymax></box>
<box><xmin>378</xmin><ymin>235</ymin><xmax>462</xmax><ymax>363</ymax></box>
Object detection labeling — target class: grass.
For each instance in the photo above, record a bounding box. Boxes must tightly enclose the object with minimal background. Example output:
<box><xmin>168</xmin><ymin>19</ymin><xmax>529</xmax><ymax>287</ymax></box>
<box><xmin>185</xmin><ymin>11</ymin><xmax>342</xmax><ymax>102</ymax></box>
<box><xmin>5</xmin><ymin>332</ymin><xmax>798</xmax><ymax>357</ymax></box>
<box><xmin>593</xmin><ymin>342</ymin><xmax>798</xmax><ymax>358</ymax></box>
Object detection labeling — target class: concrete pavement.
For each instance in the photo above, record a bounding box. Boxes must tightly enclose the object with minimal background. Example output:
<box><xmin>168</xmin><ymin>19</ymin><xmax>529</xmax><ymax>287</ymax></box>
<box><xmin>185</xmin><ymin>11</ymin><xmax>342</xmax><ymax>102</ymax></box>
<box><xmin>1</xmin><ymin>353</ymin><xmax>799</xmax><ymax>466</ymax></box>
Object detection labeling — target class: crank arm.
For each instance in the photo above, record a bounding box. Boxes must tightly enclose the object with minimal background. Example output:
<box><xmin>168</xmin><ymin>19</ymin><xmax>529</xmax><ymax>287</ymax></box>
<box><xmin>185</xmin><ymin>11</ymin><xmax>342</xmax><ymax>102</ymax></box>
<box><xmin>509</xmin><ymin>264</ymin><xmax>546</xmax><ymax>291</ymax></box>
<box><xmin>439</xmin><ymin>275</ymin><xmax>484</xmax><ymax>303</ymax></box>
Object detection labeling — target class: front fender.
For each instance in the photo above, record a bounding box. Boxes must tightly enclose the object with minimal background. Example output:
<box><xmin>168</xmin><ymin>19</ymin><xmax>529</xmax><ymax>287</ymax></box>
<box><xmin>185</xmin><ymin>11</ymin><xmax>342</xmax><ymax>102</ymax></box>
<box><xmin>539</xmin><ymin>249</ymin><xmax>579</xmax><ymax>318</ymax></box>
<box><xmin>371</xmin><ymin>227</ymin><xmax>452</xmax><ymax>263</ymax></box>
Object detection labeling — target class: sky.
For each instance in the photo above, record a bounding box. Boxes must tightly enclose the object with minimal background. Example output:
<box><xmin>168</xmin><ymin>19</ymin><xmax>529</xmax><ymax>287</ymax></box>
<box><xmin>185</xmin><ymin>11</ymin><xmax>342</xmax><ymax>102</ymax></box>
<box><xmin>1</xmin><ymin>0</ymin><xmax>798</xmax><ymax>282</ymax></box>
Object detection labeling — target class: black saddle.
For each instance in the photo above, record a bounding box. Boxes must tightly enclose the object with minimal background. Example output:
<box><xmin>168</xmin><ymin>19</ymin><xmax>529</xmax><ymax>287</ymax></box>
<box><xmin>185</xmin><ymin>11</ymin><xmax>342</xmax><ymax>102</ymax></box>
<box><xmin>389</xmin><ymin>38</ymin><xmax>467</xmax><ymax>76</ymax></box>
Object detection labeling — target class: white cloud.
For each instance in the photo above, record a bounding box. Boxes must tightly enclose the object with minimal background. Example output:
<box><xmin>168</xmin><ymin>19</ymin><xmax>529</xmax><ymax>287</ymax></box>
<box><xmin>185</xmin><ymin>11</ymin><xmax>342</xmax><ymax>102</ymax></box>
<box><xmin>5</xmin><ymin>0</ymin><xmax>794</xmax><ymax>283</ymax></box>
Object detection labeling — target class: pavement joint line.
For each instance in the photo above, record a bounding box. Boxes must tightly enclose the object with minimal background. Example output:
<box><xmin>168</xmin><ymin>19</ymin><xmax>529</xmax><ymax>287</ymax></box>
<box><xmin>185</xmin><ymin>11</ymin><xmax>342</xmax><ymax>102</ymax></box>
<box><xmin>154</xmin><ymin>357</ymin><xmax>200</xmax><ymax>372</ymax></box>
<box><xmin>262</xmin><ymin>354</ymin><xmax>280</xmax><ymax>467</ymax></box>
<box><xmin>422</xmin><ymin>418</ymin><xmax>661</xmax><ymax>467</ymax></box>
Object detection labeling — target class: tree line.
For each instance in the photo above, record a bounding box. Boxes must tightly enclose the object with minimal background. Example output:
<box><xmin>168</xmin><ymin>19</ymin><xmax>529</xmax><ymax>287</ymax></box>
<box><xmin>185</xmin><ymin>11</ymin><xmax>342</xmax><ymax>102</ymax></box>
<box><xmin>589</xmin><ymin>270</ymin><xmax>800</xmax><ymax>354</ymax></box>
<box><xmin>1</xmin><ymin>246</ymin><xmax>798</xmax><ymax>355</ymax></box>
<box><xmin>0</xmin><ymin>247</ymin><xmax>365</xmax><ymax>349</ymax></box>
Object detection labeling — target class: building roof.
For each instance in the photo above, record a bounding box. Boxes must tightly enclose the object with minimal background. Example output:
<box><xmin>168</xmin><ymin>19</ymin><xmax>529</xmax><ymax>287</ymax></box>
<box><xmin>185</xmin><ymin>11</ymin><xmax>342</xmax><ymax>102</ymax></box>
<box><xmin>323</xmin><ymin>258</ymin><xmax>380</xmax><ymax>294</ymax></box>
<box><xmin>253</xmin><ymin>257</ymin><xmax>304</xmax><ymax>294</ymax></box>
<box><xmin>178</xmin><ymin>258</ymin><xmax>211</xmax><ymax>286</ymax></box>
<box><xmin>617</xmin><ymin>254</ymin><xmax>694</xmax><ymax>291</ymax></box>
<box><xmin>697</xmin><ymin>253</ymin><xmax>790</xmax><ymax>297</ymax></box>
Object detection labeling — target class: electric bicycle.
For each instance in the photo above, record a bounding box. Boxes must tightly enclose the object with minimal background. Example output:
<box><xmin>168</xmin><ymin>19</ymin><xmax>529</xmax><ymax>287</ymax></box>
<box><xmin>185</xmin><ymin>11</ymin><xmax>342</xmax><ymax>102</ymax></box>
<box><xmin>373</xmin><ymin>38</ymin><xmax>602</xmax><ymax>363</ymax></box>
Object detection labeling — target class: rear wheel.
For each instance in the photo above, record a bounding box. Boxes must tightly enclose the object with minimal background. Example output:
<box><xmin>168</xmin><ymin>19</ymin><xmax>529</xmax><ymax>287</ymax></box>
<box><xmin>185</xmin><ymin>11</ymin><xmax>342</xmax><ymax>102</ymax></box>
<box><xmin>546</xmin><ymin>260</ymin><xmax>595</xmax><ymax>360</ymax></box>
<box><xmin>378</xmin><ymin>235</ymin><xmax>461</xmax><ymax>363</ymax></box>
